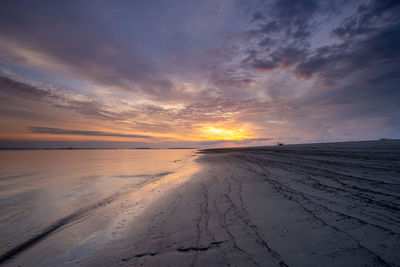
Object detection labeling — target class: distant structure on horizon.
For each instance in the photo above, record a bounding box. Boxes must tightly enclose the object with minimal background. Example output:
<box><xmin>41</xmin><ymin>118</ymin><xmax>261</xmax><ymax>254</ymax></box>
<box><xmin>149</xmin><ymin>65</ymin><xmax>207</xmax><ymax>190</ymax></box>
<box><xmin>277</xmin><ymin>138</ymin><xmax>284</xmax><ymax>146</ymax></box>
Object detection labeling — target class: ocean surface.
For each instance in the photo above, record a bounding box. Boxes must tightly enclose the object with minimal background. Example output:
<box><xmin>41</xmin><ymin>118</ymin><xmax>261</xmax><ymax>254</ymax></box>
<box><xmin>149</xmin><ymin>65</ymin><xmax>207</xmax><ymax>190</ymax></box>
<box><xmin>0</xmin><ymin>149</ymin><xmax>197</xmax><ymax>264</ymax></box>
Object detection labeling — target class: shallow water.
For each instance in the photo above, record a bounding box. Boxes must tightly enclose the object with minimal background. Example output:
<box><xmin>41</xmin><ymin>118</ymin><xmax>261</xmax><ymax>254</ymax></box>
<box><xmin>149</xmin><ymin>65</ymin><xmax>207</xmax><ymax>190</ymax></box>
<box><xmin>0</xmin><ymin>149</ymin><xmax>197</xmax><ymax>262</ymax></box>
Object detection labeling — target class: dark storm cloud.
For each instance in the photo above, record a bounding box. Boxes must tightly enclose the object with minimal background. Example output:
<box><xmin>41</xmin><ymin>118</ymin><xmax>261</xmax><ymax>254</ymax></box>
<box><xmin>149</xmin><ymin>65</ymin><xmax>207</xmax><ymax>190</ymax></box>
<box><xmin>249</xmin><ymin>0</ymin><xmax>320</xmax><ymax>41</ymax></box>
<box><xmin>243</xmin><ymin>0</ymin><xmax>400</xmax><ymax>90</ymax></box>
<box><xmin>242</xmin><ymin>0</ymin><xmax>344</xmax><ymax>72</ymax></box>
<box><xmin>332</xmin><ymin>0</ymin><xmax>400</xmax><ymax>39</ymax></box>
<box><xmin>295</xmin><ymin>27</ymin><xmax>400</xmax><ymax>85</ymax></box>
<box><xmin>295</xmin><ymin>2</ymin><xmax>400</xmax><ymax>86</ymax></box>
<box><xmin>29</xmin><ymin>127</ymin><xmax>152</xmax><ymax>139</ymax></box>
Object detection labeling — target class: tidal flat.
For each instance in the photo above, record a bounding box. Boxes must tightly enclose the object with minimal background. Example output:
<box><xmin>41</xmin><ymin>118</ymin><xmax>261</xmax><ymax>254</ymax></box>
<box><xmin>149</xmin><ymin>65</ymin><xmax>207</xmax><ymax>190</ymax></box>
<box><xmin>1</xmin><ymin>140</ymin><xmax>399</xmax><ymax>266</ymax></box>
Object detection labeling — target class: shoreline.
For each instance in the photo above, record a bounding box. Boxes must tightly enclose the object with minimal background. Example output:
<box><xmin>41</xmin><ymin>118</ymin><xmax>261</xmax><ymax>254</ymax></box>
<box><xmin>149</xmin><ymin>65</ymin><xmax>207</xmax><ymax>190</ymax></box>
<box><xmin>2</xmin><ymin>140</ymin><xmax>400</xmax><ymax>266</ymax></box>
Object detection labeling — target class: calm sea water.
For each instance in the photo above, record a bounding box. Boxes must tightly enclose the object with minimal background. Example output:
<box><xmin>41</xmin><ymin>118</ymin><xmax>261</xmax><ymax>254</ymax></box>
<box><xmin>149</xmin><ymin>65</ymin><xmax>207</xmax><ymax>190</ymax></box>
<box><xmin>0</xmin><ymin>149</ymin><xmax>197</xmax><ymax>259</ymax></box>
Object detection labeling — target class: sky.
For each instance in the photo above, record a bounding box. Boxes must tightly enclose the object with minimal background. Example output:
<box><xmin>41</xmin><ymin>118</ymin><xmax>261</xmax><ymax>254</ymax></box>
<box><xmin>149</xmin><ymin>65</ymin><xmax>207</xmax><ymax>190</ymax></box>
<box><xmin>0</xmin><ymin>0</ymin><xmax>399</xmax><ymax>148</ymax></box>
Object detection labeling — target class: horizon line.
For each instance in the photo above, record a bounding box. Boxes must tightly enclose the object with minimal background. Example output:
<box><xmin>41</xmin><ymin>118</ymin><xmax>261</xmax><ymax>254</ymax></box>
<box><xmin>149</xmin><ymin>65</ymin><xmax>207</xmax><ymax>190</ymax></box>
<box><xmin>1</xmin><ymin>138</ymin><xmax>397</xmax><ymax>151</ymax></box>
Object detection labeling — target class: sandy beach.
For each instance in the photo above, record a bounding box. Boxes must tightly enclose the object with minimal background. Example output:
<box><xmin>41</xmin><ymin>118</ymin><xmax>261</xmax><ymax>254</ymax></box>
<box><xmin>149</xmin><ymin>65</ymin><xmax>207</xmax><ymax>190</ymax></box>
<box><xmin>1</xmin><ymin>1</ymin><xmax>399</xmax><ymax>266</ymax></box>
<box><xmin>1</xmin><ymin>140</ymin><xmax>400</xmax><ymax>266</ymax></box>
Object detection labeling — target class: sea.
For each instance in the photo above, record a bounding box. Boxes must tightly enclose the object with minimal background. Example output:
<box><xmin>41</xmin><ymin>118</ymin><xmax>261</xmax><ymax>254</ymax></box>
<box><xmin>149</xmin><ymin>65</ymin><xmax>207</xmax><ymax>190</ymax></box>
<box><xmin>0</xmin><ymin>149</ymin><xmax>197</xmax><ymax>263</ymax></box>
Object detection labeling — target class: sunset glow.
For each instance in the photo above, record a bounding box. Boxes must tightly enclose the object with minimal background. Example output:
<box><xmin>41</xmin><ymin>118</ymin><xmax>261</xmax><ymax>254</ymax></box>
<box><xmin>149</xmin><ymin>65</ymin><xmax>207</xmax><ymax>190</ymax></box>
<box><xmin>0</xmin><ymin>0</ymin><xmax>398</xmax><ymax>148</ymax></box>
<box><xmin>202</xmin><ymin>127</ymin><xmax>249</xmax><ymax>141</ymax></box>
<box><xmin>0</xmin><ymin>2</ymin><xmax>398</xmax><ymax>266</ymax></box>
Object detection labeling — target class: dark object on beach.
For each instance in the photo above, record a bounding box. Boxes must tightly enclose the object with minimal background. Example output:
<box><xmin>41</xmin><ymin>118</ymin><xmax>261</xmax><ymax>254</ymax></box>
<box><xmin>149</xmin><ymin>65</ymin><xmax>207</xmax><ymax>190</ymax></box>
<box><xmin>276</xmin><ymin>137</ymin><xmax>284</xmax><ymax>146</ymax></box>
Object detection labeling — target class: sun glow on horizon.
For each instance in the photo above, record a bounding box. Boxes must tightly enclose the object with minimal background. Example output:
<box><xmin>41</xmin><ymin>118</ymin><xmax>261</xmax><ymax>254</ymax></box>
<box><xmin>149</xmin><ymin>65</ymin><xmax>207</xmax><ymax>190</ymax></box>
<box><xmin>202</xmin><ymin>126</ymin><xmax>249</xmax><ymax>141</ymax></box>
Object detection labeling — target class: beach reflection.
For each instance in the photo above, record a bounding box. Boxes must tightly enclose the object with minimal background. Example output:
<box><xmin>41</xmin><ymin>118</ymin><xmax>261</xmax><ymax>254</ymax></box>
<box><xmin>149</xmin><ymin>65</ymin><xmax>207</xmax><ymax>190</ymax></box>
<box><xmin>0</xmin><ymin>149</ymin><xmax>198</xmax><ymax>259</ymax></box>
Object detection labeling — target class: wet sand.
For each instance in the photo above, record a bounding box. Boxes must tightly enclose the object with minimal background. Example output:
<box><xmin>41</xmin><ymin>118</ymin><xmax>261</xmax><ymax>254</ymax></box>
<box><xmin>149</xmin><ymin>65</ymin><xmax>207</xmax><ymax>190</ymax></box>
<box><xmin>1</xmin><ymin>140</ymin><xmax>400</xmax><ymax>266</ymax></box>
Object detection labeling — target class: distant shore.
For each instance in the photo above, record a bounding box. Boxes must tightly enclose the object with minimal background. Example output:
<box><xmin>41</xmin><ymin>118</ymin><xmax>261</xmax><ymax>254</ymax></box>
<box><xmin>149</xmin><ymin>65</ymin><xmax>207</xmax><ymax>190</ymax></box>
<box><xmin>0</xmin><ymin>147</ymin><xmax>198</xmax><ymax>150</ymax></box>
<box><xmin>1</xmin><ymin>138</ymin><xmax>397</xmax><ymax>150</ymax></box>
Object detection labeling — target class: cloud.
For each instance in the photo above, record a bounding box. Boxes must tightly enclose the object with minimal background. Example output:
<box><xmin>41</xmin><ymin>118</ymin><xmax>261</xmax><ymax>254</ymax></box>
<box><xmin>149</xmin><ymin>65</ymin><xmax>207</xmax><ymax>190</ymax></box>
<box><xmin>0</xmin><ymin>76</ymin><xmax>138</xmax><ymax>121</ymax></box>
<box><xmin>239</xmin><ymin>0</ymin><xmax>344</xmax><ymax>75</ymax></box>
<box><xmin>239</xmin><ymin>0</ymin><xmax>400</xmax><ymax>96</ymax></box>
<box><xmin>249</xmin><ymin>46</ymin><xmax>307</xmax><ymax>71</ymax></box>
<box><xmin>332</xmin><ymin>0</ymin><xmax>400</xmax><ymax>39</ymax></box>
<box><xmin>0</xmin><ymin>1</ymin><xmax>183</xmax><ymax>101</ymax></box>
<box><xmin>0</xmin><ymin>75</ymin><xmax>52</xmax><ymax>99</ymax></box>
<box><xmin>249</xmin><ymin>0</ymin><xmax>320</xmax><ymax>40</ymax></box>
<box><xmin>295</xmin><ymin>6</ymin><xmax>400</xmax><ymax>85</ymax></box>
<box><xmin>0</xmin><ymin>0</ymin><xmax>399</xmax><ymax>146</ymax></box>
<box><xmin>29</xmin><ymin>126</ymin><xmax>152</xmax><ymax>139</ymax></box>
<box><xmin>0</xmin><ymin>75</ymin><xmax>273</xmax><ymax>139</ymax></box>
<box><xmin>0</xmin><ymin>0</ymin><xmax>240</xmax><ymax>103</ymax></box>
